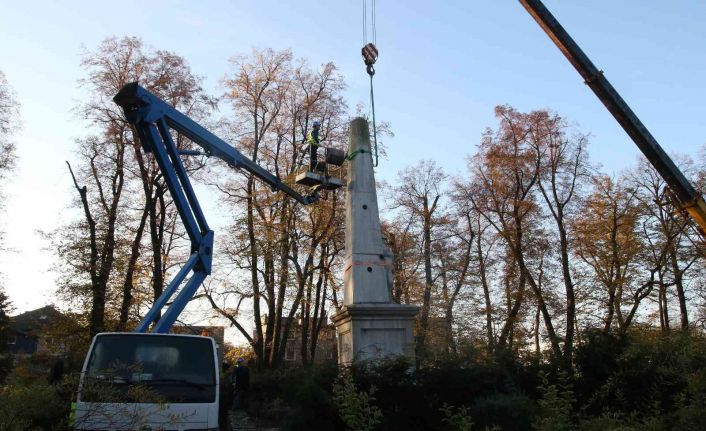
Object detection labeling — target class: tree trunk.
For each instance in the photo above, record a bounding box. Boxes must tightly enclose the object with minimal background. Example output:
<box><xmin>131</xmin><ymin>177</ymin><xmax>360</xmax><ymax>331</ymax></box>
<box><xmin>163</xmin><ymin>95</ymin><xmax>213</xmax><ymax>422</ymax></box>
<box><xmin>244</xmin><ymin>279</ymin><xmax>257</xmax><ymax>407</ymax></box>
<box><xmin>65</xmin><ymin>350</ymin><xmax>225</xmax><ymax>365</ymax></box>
<box><xmin>247</xmin><ymin>177</ymin><xmax>265</xmax><ymax>366</ymax></box>
<box><xmin>669</xmin><ymin>248</ymin><xmax>689</xmax><ymax>330</ymax></box>
<box><xmin>417</xmin><ymin>195</ymin><xmax>438</xmax><ymax>357</ymax></box>
<box><xmin>477</xmin><ymin>231</ymin><xmax>494</xmax><ymax>352</ymax></box>
<box><xmin>148</xmin><ymin>183</ymin><xmax>166</xmax><ymax>324</ymax></box>
<box><xmin>118</xmin><ymin>203</ymin><xmax>149</xmax><ymax>330</ymax></box>
<box><xmin>603</xmin><ymin>209</ymin><xmax>620</xmax><ymax>333</ymax></box>
<box><xmin>557</xmin><ymin>218</ymin><xmax>575</xmax><ymax>365</ymax></box>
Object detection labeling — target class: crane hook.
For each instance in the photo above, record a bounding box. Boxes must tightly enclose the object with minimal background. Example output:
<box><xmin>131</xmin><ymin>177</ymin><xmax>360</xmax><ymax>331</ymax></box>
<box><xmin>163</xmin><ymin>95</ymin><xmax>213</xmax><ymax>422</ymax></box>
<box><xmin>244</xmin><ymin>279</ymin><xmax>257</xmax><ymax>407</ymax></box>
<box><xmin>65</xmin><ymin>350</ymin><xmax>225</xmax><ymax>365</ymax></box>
<box><xmin>362</xmin><ymin>43</ymin><xmax>378</xmax><ymax>76</ymax></box>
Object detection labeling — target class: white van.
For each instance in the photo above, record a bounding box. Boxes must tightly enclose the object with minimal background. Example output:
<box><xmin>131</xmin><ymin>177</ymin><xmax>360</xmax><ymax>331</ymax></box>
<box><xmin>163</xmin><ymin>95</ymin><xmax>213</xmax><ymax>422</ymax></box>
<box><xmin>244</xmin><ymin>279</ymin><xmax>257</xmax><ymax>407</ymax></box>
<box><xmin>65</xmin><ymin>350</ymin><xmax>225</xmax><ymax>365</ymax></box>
<box><xmin>74</xmin><ymin>333</ymin><xmax>220</xmax><ymax>430</ymax></box>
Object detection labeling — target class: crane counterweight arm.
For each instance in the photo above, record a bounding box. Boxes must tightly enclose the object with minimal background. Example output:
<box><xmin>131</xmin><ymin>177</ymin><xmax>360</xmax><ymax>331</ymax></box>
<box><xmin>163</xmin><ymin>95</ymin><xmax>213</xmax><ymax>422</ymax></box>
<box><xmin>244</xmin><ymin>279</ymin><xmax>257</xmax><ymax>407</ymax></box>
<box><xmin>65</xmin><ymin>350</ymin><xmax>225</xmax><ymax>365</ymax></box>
<box><xmin>114</xmin><ymin>82</ymin><xmax>317</xmax><ymax>333</ymax></box>
<box><xmin>519</xmin><ymin>0</ymin><xmax>706</xmax><ymax>233</ymax></box>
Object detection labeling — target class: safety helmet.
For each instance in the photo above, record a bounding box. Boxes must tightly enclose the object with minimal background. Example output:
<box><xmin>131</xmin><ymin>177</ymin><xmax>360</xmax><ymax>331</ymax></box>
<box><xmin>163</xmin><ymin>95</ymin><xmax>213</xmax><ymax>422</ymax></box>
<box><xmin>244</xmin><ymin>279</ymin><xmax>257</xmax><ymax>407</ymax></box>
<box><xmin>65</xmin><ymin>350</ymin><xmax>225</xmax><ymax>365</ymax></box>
<box><xmin>312</xmin><ymin>120</ymin><xmax>321</xmax><ymax>127</ymax></box>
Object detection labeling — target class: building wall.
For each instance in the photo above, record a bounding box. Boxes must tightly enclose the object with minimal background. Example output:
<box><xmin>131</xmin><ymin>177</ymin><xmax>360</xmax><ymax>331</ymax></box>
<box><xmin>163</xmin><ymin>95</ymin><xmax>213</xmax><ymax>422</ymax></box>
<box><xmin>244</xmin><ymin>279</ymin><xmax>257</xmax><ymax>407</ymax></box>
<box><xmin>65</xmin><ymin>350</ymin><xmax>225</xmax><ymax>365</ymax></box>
<box><xmin>259</xmin><ymin>317</ymin><xmax>338</xmax><ymax>366</ymax></box>
<box><xmin>282</xmin><ymin>325</ymin><xmax>337</xmax><ymax>365</ymax></box>
<box><xmin>7</xmin><ymin>334</ymin><xmax>37</xmax><ymax>355</ymax></box>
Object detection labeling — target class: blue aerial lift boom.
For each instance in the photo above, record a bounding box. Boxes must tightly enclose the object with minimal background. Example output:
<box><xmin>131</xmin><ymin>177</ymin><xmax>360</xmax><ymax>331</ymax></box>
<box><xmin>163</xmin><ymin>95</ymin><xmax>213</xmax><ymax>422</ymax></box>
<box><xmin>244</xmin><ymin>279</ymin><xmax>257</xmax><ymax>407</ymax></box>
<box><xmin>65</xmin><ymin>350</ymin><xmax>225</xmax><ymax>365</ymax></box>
<box><xmin>75</xmin><ymin>83</ymin><xmax>330</xmax><ymax>430</ymax></box>
<box><xmin>113</xmin><ymin>82</ymin><xmax>319</xmax><ymax>333</ymax></box>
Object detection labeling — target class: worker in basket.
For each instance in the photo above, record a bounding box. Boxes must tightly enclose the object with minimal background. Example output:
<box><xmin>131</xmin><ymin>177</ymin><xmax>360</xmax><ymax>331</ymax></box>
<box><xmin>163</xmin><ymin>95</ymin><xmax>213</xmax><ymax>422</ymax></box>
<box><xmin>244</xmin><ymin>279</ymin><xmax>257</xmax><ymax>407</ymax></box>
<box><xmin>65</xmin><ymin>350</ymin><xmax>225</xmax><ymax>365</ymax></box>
<box><xmin>307</xmin><ymin>120</ymin><xmax>321</xmax><ymax>171</ymax></box>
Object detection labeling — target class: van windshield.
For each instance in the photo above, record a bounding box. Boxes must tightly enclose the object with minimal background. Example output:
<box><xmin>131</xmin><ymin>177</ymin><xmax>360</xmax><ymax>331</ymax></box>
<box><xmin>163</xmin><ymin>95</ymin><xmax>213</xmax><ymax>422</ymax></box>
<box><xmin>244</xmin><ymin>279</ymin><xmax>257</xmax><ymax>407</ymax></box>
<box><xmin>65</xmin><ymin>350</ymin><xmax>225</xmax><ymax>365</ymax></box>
<box><xmin>81</xmin><ymin>334</ymin><xmax>216</xmax><ymax>404</ymax></box>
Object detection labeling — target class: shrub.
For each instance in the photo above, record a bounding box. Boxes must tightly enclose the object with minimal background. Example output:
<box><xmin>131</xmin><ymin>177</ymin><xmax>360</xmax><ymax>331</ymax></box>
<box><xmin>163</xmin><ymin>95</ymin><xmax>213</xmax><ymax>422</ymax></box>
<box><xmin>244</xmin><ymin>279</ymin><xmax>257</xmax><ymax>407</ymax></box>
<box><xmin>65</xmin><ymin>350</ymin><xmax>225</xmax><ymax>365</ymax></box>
<box><xmin>0</xmin><ymin>380</ymin><xmax>69</xmax><ymax>431</ymax></box>
<box><xmin>333</xmin><ymin>369</ymin><xmax>383</xmax><ymax>431</ymax></box>
<box><xmin>534</xmin><ymin>371</ymin><xmax>575</xmax><ymax>431</ymax></box>
<box><xmin>576</xmin><ymin>330</ymin><xmax>706</xmax><ymax>422</ymax></box>
<box><xmin>351</xmin><ymin>357</ymin><xmax>432</xmax><ymax>430</ymax></box>
<box><xmin>439</xmin><ymin>403</ymin><xmax>474</xmax><ymax>431</ymax></box>
<box><xmin>578</xmin><ymin>412</ymin><xmax>663</xmax><ymax>431</ymax></box>
<box><xmin>471</xmin><ymin>393</ymin><xmax>536</xmax><ymax>431</ymax></box>
<box><xmin>245</xmin><ymin>364</ymin><xmax>341</xmax><ymax>430</ymax></box>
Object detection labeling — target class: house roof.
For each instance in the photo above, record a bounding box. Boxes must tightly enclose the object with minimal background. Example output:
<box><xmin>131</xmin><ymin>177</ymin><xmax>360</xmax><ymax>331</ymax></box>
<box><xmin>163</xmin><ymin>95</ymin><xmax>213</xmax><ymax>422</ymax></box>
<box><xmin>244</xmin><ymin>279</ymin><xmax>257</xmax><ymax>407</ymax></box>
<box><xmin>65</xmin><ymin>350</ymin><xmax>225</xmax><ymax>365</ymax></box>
<box><xmin>10</xmin><ymin>305</ymin><xmax>64</xmax><ymax>334</ymax></box>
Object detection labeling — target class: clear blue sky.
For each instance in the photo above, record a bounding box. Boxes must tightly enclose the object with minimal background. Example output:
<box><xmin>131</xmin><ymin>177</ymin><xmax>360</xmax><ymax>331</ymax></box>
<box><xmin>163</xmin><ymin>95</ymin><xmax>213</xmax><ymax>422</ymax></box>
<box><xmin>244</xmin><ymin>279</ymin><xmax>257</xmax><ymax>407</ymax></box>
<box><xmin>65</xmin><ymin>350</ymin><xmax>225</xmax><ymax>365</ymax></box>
<box><xmin>1</xmin><ymin>1</ymin><xmax>705</xmax><ymax>313</ymax></box>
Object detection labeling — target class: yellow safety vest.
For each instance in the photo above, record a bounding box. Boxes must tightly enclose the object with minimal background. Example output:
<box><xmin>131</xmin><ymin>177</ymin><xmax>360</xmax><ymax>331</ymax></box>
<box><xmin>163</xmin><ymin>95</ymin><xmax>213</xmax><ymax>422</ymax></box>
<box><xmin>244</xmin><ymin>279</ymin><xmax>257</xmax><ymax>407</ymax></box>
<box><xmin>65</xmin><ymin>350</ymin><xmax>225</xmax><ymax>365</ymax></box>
<box><xmin>307</xmin><ymin>130</ymin><xmax>320</xmax><ymax>147</ymax></box>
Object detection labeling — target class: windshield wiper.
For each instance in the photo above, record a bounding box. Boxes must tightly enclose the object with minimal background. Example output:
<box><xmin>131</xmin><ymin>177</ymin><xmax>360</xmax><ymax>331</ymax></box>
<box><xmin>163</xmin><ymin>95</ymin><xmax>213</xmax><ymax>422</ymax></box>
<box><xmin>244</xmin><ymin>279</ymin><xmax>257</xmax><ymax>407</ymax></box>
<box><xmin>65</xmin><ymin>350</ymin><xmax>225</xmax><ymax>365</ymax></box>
<box><xmin>144</xmin><ymin>378</ymin><xmax>211</xmax><ymax>390</ymax></box>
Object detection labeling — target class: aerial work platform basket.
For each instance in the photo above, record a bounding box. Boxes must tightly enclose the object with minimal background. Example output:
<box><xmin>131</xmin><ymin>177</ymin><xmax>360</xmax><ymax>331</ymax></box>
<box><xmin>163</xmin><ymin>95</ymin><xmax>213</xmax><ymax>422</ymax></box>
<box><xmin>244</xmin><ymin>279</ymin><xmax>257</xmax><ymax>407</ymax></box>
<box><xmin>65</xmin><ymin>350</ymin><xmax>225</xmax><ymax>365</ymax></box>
<box><xmin>295</xmin><ymin>146</ymin><xmax>345</xmax><ymax>191</ymax></box>
<box><xmin>295</xmin><ymin>170</ymin><xmax>344</xmax><ymax>191</ymax></box>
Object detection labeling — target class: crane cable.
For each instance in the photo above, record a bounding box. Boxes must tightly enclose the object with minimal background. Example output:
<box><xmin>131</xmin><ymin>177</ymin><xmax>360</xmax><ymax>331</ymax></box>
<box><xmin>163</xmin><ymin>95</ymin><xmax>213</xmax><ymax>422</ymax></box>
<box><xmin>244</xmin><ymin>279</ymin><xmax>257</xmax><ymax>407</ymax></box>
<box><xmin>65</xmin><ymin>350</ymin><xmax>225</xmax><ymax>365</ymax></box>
<box><xmin>358</xmin><ymin>0</ymin><xmax>379</xmax><ymax>167</ymax></box>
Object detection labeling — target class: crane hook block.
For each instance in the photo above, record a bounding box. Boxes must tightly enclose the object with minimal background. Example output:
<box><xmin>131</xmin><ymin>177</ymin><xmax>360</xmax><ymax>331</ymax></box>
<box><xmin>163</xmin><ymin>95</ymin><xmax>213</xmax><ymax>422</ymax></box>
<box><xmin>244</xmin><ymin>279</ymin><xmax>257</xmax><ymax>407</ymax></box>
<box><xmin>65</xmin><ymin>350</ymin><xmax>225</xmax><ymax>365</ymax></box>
<box><xmin>362</xmin><ymin>43</ymin><xmax>378</xmax><ymax>76</ymax></box>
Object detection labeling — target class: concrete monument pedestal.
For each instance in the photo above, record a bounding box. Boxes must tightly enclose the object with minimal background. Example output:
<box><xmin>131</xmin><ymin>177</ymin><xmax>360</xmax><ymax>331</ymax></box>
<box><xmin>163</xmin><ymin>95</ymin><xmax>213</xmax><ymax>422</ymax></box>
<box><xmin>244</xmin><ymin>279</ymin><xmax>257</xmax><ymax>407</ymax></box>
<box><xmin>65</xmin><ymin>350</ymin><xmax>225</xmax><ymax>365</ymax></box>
<box><xmin>332</xmin><ymin>304</ymin><xmax>418</xmax><ymax>364</ymax></box>
<box><xmin>332</xmin><ymin>117</ymin><xmax>419</xmax><ymax>365</ymax></box>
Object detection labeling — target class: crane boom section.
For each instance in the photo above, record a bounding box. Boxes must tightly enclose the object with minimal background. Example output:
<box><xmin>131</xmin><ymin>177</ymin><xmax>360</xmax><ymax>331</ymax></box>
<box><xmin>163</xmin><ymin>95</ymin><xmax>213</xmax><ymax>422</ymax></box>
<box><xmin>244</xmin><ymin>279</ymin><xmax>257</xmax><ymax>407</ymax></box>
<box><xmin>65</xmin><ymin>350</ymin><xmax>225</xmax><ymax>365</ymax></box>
<box><xmin>519</xmin><ymin>0</ymin><xmax>706</xmax><ymax>232</ymax></box>
<box><xmin>113</xmin><ymin>82</ymin><xmax>316</xmax><ymax>333</ymax></box>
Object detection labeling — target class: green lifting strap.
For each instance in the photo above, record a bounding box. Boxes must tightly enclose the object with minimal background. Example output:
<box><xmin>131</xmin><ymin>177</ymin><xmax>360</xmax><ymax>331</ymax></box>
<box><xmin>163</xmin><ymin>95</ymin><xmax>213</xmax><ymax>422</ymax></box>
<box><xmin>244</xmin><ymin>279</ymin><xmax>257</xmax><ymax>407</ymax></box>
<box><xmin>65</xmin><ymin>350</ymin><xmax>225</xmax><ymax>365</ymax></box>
<box><xmin>369</xmin><ymin>74</ymin><xmax>379</xmax><ymax>167</ymax></box>
<box><xmin>346</xmin><ymin>148</ymin><xmax>367</xmax><ymax>161</ymax></box>
<box><xmin>348</xmin><ymin>75</ymin><xmax>378</xmax><ymax>164</ymax></box>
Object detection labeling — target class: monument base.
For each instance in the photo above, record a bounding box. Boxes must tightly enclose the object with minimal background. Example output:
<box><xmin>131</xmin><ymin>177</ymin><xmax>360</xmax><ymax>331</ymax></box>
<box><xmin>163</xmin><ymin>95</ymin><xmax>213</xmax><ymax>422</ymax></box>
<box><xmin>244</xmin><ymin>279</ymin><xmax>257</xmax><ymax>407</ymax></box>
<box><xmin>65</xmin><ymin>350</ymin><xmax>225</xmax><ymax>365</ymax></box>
<box><xmin>332</xmin><ymin>303</ymin><xmax>419</xmax><ymax>365</ymax></box>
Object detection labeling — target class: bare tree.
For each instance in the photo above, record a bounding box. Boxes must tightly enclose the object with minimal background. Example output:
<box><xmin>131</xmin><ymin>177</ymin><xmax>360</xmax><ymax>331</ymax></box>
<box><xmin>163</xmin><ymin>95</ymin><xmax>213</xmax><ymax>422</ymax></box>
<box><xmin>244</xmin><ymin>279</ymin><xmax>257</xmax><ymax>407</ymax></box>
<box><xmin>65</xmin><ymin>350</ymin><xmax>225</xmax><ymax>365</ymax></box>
<box><xmin>52</xmin><ymin>37</ymin><xmax>212</xmax><ymax>335</ymax></box>
<box><xmin>467</xmin><ymin>106</ymin><xmax>561</xmax><ymax>359</ymax></box>
<box><xmin>450</xmin><ymin>182</ymin><xmax>498</xmax><ymax>353</ymax></box>
<box><xmin>529</xmin><ymin>110</ymin><xmax>591</xmax><ymax>364</ymax></box>
<box><xmin>381</xmin><ymin>219</ymin><xmax>421</xmax><ymax>305</ymax></box>
<box><xmin>435</xmin><ymin>203</ymin><xmax>474</xmax><ymax>354</ymax></box>
<box><xmin>630</xmin><ymin>157</ymin><xmax>702</xmax><ymax>330</ymax></box>
<box><xmin>0</xmin><ymin>70</ymin><xmax>19</xmax><ymax>254</ymax></box>
<box><xmin>388</xmin><ymin>160</ymin><xmax>447</xmax><ymax>357</ymax></box>
<box><xmin>208</xmin><ymin>49</ymin><xmax>348</xmax><ymax>367</ymax></box>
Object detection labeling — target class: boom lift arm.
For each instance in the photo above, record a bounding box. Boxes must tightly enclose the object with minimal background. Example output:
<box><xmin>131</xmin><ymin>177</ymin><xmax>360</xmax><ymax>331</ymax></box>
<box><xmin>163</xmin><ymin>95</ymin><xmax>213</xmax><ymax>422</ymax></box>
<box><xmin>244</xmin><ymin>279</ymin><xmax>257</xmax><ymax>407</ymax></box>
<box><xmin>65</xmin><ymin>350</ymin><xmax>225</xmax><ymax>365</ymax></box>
<box><xmin>519</xmin><ymin>0</ymin><xmax>706</xmax><ymax>233</ymax></box>
<box><xmin>113</xmin><ymin>82</ymin><xmax>318</xmax><ymax>333</ymax></box>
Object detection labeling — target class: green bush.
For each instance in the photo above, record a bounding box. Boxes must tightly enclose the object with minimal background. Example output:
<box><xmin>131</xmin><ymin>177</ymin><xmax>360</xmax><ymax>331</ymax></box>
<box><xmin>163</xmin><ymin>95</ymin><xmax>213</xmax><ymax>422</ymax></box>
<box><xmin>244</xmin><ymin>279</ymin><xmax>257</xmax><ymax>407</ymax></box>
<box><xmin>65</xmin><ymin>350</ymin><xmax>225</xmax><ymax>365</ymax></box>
<box><xmin>246</xmin><ymin>364</ymin><xmax>341</xmax><ymax>430</ymax></box>
<box><xmin>470</xmin><ymin>393</ymin><xmax>536</xmax><ymax>431</ymax></box>
<box><xmin>577</xmin><ymin>412</ymin><xmax>663</xmax><ymax>431</ymax></box>
<box><xmin>575</xmin><ymin>330</ymin><xmax>706</xmax><ymax>423</ymax></box>
<box><xmin>227</xmin><ymin>331</ymin><xmax>706</xmax><ymax>430</ymax></box>
<box><xmin>439</xmin><ymin>403</ymin><xmax>474</xmax><ymax>431</ymax></box>
<box><xmin>0</xmin><ymin>381</ymin><xmax>70</xmax><ymax>431</ymax></box>
<box><xmin>333</xmin><ymin>370</ymin><xmax>383</xmax><ymax>431</ymax></box>
<box><xmin>670</xmin><ymin>366</ymin><xmax>706</xmax><ymax>430</ymax></box>
<box><xmin>534</xmin><ymin>371</ymin><xmax>575</xmax><ymax>431</ymax></box>
<box><xmin>351</xmin><ymin>358</ymin><xmax>430</xmax><ymax>430</ymax></box>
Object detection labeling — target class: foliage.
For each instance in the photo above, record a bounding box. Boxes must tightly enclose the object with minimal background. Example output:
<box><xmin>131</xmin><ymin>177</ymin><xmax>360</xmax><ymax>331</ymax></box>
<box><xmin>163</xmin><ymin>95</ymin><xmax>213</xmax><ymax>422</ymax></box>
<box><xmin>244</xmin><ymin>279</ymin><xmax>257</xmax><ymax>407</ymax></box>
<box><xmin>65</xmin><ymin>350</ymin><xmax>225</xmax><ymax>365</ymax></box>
<box><xmin>245</xmin><ymin>363</ymin><xmax>341</xmax><ymax>430</ymax></box>
<box><xmin>470</xmin><ymin>393</ymin><xmax>537</xmax><ymax>431</ymax></box>
<box><xmin>209</xmin><ymin>47</ymin><xmax>349</xmax><ymax>369</ymax></box>
<box><xmin>49</xmin><ymin>36</ymin><xmax>214</xmax><ymax>337</ymax></box>
<box><xmin>0</xmin><ymin>290</ymin><xmax>13</xmax><ymax>383</ymax></box>
<box><xmin>224</xmin><ymin>344</ymin><xmax>256</xmax><ymax>366</ymax></box>
<box><xmin>0</xmin><ymin>331</ymin><xmax>699</xmax><ymax>430</ymax></box>
<box><xmin>333</xmin><ymin>369</ymin><xmax>383</xmax><ymax>431</ymax></box>
<box><xmin>534</xmin><ymin>371</ymin><xmax>575</xmax><ymax>431</ymax></box>
<box><xmin>352</xmin><ymin>357</ymin><xmax>431</xmax><ymax>429</ymax></box>
<box><xmin>439</xmin><ymin>403</ymin><xmax>474</xmax><ymax>431</ymax></box>
<box><xmin>577</xmin><ymin>412</ymin><xmax>663</xmax><ymax>431</ymax></box>
<box><xmin>0</xmin><ymin>379</ymin><xmax>70</xmax><ymax>431</ymax></box>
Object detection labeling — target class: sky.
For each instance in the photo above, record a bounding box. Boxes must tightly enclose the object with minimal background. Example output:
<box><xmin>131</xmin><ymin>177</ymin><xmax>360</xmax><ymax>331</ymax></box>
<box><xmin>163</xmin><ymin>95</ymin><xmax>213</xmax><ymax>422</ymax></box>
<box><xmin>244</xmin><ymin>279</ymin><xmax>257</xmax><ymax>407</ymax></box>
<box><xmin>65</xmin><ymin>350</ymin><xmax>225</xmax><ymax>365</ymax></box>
<box><xmin>1</xmin><ymin>1</ymin><xmax>705</xmax><ymax>323</ymax></box>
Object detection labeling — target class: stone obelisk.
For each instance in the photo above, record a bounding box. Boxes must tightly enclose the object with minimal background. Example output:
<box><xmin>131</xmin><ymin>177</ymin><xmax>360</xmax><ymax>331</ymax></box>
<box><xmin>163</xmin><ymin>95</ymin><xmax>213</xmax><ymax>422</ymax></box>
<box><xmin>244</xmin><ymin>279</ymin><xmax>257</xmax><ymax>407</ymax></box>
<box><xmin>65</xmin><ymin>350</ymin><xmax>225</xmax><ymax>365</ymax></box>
<box><xmin>332</xmin><ymin>118</ymin><xmax>419</xmax><ymax>365</ymax></box>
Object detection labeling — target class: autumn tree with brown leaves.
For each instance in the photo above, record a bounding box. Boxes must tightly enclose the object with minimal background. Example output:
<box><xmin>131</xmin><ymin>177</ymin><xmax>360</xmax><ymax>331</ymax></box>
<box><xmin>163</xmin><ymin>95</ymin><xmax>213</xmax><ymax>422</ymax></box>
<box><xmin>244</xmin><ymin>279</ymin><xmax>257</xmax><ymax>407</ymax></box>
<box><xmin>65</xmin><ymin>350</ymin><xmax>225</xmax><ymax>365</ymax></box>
<box><xmin>204</xmin><ymin>49</ymin><xmax>348</xmax><ymax>368</ymax></box>
<box><xmin>387</xmin><ymin>160</ymin><xmax>447</xmax><ymax>357</ymax></box>
<box><xmin>52</xmin><ymin>37</ymin><xmax>213</xmax><ymax>336</ymax></box>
